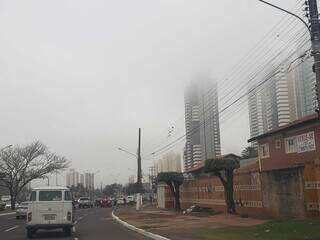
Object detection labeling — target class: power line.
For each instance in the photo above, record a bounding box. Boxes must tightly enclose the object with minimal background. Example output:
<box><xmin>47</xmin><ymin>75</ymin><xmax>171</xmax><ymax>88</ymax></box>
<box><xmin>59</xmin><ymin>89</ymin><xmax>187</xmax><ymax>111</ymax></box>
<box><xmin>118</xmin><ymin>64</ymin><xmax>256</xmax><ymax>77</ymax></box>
<box><xmin>148</xmin><ymin>39</ymin><xmax>311</xmax><ymax>158</ymax></box>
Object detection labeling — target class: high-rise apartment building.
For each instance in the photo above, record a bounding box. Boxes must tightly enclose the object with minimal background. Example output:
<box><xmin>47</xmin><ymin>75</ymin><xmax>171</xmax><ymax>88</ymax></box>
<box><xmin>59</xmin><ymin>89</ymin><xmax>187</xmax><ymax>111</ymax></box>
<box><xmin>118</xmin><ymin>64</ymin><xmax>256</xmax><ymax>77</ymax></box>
<box><xmin>80</xmin><ymin>174</ymin><xmax>84</xmax><ymax>186</ymax></box>
<box><xmin>84</xmin><ymin>172</ymin><xmax>94</xmax><ymax>190</ymax></box>
<box><xmin>248</xmin><ymin>59</ymin><xmax>317</xmax><ymax>144</ymax></box>
<box><xmin>184</xmin><ymin>78</ymin><xmax>221</xmax><ymax>171</ymax></box>
<box><xmin>66</xmin><ymin>169</ymin><xmax>80</xmax><ymax>187</ymax></box>
<box><xmin>155</xmin><ymin>151</ymin><xmax>182</xmax><ymax>174</ymax></box>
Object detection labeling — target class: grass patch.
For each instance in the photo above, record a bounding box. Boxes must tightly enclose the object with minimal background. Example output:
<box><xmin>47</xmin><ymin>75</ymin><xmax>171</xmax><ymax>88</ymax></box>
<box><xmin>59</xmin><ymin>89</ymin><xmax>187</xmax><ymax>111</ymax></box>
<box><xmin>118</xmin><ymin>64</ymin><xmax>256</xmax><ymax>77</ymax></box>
<box><xmin>0</xmin><ymin>209</ymin><xmax>15</xmax><ymax>214</ymax></box>
<box><xmin>139</xmin><ymin>225</ymin><xmax>169</xmax><ymax>230</ymax></box>
<box><xmin>195</xmin><ymin>219</ymin><xmax>320</xmax><ymax>240</ymax></box>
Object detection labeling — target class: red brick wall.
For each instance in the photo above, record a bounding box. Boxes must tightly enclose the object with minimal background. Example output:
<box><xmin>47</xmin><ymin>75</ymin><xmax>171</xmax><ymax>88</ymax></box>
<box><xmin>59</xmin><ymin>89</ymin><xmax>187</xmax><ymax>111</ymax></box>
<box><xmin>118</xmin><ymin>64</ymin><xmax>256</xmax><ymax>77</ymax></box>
<box><xmin>163</xmin><ymin>160</ymin><xmax>320</xmax><ymax>218</ymax></box>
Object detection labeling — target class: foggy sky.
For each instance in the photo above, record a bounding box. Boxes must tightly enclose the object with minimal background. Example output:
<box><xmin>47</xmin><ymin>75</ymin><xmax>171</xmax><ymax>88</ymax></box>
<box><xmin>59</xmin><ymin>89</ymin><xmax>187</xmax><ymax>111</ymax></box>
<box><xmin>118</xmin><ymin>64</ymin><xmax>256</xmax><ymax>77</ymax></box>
<box><xmin>0</xmin><ymin>0</ymin><xmax>298</xmax><ymax>185</ymax></box>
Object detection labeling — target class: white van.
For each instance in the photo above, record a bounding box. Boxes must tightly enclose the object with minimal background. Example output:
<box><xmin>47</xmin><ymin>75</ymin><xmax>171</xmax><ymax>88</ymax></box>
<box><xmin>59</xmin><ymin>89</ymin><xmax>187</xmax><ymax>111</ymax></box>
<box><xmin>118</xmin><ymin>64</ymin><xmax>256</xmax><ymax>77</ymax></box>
<box><xmin>26</xmin><ymin>186</ymin><xmax>74</xmax><ymax>238</ymax></box>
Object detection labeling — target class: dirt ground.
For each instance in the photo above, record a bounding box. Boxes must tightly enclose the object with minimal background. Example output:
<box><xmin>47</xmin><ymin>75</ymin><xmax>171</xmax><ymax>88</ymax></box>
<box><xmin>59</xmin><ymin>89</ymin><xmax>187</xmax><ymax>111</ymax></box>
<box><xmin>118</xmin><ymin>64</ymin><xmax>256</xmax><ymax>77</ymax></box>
<box><xmin>116</xmin><ymin>206</ymin><xmax>266</xmax><ymax>240</ymax></box>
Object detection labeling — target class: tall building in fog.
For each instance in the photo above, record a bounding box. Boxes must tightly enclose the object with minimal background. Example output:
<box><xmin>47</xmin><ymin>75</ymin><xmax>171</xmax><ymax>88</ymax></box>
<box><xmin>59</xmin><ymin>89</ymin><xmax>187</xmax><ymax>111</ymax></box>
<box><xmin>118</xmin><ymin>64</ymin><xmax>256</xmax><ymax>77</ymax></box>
<box><xmin>155</xmin><ymin>151</ymin><xmax>182</xmax><ymax>174</ymax></box>
<box><xmin>84</xmin><ymin>172</ymin><xmax>94</xmax><ymax>190</ymax></box>
<box><xmin>66</xmin><ymin>169</ymin><xmax>94</xmax><ymax>189</ymax></box>
<box><xmin>66</xmin><ymin>169</ymin><xmax>80</xmax><ymax>187</ymax></box>
<box><xmin>248</xmin><ymin>58</ymin><xmax>317</xmax><ymax>145</ymax></box>
<box><xmin>184</xmin><ymin>78</ymin><xmax>220</xmax><ymax>171</ymax></box>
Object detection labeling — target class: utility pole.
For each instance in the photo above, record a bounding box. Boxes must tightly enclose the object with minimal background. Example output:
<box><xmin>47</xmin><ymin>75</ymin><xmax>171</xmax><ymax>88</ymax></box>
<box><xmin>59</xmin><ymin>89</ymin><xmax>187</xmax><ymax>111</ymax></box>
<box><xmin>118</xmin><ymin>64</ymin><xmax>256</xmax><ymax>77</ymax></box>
<box><xmin>136</xmin><ymin>128</ymin><xmax>143</xmax><ymax>210</ymax></box>
<box><xmin>137</xmin><ymin>128</ymin><xmax>142</xmax><ymax>191</ymax></box>
<box><xmin>307</xmin><ymin>0</ymin><xmax>320</xmax><ymax>114</ymax></box>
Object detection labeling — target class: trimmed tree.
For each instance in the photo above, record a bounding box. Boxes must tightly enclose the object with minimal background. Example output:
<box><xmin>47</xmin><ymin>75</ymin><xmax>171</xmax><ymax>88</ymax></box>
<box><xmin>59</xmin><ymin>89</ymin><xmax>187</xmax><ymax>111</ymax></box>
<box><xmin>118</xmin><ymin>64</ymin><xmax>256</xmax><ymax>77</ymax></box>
<box><xmin>157</xmin><ymin>172</ymin><xmax>183</xmax><ymax>211</ymax></box>
<box><xmin>204</xmin><ymin>154</ymin><xmax>240</xmax><ymax>214</ymax></box>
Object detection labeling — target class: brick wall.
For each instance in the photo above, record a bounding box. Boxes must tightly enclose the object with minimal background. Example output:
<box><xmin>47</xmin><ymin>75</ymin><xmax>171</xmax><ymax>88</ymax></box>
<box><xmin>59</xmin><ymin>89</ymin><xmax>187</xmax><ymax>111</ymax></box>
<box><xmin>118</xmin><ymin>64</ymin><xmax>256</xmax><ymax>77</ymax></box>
<box><xmin>163</xmin><ymin>160</ymin><xmax>320</xmax><ymax>218</ymax></box>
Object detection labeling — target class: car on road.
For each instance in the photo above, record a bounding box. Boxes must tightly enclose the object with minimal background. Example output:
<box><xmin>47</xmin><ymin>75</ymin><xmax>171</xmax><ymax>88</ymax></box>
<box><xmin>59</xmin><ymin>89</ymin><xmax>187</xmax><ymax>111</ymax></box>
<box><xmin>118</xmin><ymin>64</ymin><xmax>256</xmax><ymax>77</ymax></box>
<box><xmin>16</xmin><ymin>202</ymin><xmax>28</xmax><ymax>219</ymax></box>
<box><xmin>116</xmin><ymin>197</ymin><xmax>125</xmax><ymax>205</ymax></box>
<box><xmin>26</xmin><ymin>186</ymin><xmax>74</xmax><ymax>238</ymax></box>
<box><xmin>5</xmin><ymin>201</ymin><xmax>18</xmax><ymax>209</ymax></box>
<box><xmin>78</xmin><ymin>197</ymin><xmax>93</xmax><ymax>208</ymax></box>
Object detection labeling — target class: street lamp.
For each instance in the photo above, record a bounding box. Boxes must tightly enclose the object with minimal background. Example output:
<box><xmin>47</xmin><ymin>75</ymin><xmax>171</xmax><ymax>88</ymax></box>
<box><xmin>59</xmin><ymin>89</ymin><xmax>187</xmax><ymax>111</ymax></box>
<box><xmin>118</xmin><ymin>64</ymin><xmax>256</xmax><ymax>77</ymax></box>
<box><xmin>256</xmin><ymin>0</ymin><xmax>320</xmax><ymax>114</ymax></box>
<box><xmin>117</xmin><ymin>147</ymin><xmax>137</xmax><ymax>158</ymax></box>
<box><xmin>257</xmin><ymin>0</ymin><xmax>310</xmax><ymax>31</ymax></box>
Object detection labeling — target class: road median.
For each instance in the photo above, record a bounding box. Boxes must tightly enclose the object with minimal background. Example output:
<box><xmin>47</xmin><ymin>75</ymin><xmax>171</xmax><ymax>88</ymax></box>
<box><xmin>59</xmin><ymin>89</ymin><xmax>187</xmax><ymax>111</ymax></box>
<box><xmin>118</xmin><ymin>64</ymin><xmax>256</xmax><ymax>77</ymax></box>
<box><xmin>112</xmin><ymin>210</ymin><xmax>171</xmax><ymax>240</ymax></box>
<box><xmin>112</xmin><ymin>206</ymin><xmax>320</xmax><ymax>240</ymax></box>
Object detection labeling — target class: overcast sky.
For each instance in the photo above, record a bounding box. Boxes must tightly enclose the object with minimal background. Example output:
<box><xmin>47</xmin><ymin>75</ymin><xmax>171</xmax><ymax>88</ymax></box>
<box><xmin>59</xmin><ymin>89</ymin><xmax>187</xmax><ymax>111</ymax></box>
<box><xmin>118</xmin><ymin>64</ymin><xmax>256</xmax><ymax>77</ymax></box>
<box><xmin>0</xmin><ymin>0</ymin><xmax>302</xmax><ymax>185</ymax></box>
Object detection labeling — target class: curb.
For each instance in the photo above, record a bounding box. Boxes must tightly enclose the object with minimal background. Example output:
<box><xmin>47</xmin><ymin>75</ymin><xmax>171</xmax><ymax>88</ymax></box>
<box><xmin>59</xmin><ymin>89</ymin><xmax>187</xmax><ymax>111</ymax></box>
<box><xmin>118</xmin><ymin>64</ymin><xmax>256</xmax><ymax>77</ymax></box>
<box><xmin>0</xmin><ymin>212</ymin><xmax>15</xmax><ymax>217</ymax></box>
<box><xmin>112</xmin><ymin>211</ymin><xmax>171</xmax><ymax>240</ymax></box>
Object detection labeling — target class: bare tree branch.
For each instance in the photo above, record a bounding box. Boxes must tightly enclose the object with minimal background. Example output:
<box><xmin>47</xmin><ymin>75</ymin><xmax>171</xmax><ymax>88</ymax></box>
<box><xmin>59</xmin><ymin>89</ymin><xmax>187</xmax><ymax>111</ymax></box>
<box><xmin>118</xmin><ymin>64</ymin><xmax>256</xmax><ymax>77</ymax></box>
<box><xmin>0</xmin><ymin>141</ymin><xmax>69</xmax><ymax>209</ymax></box>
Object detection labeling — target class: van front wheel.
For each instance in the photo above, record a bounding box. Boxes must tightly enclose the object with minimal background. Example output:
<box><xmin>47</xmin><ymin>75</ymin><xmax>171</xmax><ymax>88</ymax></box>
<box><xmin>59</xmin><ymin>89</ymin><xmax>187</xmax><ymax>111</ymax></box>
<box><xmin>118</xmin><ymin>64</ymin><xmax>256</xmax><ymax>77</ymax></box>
<box><xmin>64</xmin><ymin>227</ymin><xmax>72</xmax><ymax>237</ymax></box>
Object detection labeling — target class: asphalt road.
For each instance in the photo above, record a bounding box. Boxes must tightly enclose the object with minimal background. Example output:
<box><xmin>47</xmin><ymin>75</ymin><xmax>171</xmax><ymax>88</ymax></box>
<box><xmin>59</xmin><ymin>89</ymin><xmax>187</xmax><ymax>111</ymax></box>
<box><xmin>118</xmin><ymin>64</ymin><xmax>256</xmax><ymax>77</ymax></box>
<box><xmin>0</xmin><ymin>207</ymin><xmax>148</xmax><ymax>240</ymax></box>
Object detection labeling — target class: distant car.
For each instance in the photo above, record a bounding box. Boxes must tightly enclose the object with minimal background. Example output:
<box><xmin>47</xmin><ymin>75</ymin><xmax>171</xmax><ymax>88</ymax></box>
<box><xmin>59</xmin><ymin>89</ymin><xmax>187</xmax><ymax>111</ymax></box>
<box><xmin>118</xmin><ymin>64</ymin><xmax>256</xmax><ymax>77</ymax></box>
<box><xmin>16</xmin><ymin>202</ymin><xmax>29</xmax><ymax>219</ymax></box>
<box><xmin>126</xmin><ymin>196</ymin><xmax>135</xmax><ymax>203</ymax></box>
<box><xmin>94</xmin><ymin>198</ymin><xmax>103</xmax><ymax>207</ymax></box>
<box><xmin>78</xmin><ymin>197</ymin><xmax>93</xmax><ymax>208</ymax></box>
<box><xmin>5</xmin><ymin>202</ymin><xmax>18</xmax><ymax>209</ymax></box>
<box><xmin>101</xmin><ymin>198</ymin><xmax>112</xmax><ymax>208</ymax></box>
<box><xmin>116</xmin><ymin>198</ymin><xmax>125</xmax><ymax>205</ymax></box>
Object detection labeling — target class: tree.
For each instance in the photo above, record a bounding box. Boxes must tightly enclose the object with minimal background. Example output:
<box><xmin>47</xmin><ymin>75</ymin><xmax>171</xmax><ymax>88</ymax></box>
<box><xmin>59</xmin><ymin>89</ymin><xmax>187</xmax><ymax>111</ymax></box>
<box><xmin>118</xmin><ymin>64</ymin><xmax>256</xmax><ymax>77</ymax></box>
<box><xmin>241</xmin><ymin>146</ymin><xmax>258</xmax><ymax>159</ymax></box>
<box><xmin>204</xmin><ymin>154</ymin><xmax>240</xmax><ymax>214</ymax></box>
<box><xmin>102</xmin><ymin>183</ymin><xmax>123</xmax><ymax>197</ymax></box>
<box><xmin>69</xmin><ymin>183</ymin><xmax>88</xmax><ymax>199</ymax></box>
<box><xmin>123</xmin><ymin>183</ymin><xmax>138</xmax><ymax>195</ymax></box>
<box><xmin>0</xmin><ymin>141</ymin><xmax>68</xmax><ymax>209</ymax></box>
<box><xmin>157</xmin><ymin>172</ymin><xmax>183</xmax><ymax>211</ymax></box>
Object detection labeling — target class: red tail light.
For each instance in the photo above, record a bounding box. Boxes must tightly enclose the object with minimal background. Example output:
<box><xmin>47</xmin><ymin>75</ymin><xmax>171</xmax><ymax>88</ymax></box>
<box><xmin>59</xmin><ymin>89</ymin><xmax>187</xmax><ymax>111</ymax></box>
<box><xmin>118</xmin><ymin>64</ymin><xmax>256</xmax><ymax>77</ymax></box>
<box><xmin>67</xmin><ymin>211</ymin><xmax>71</xmax><ymax>221</ymax></box>
<box><xmin>27</xmin><ymin>212</ymin><xmax>32</xmax><ymax>222</ymax></box>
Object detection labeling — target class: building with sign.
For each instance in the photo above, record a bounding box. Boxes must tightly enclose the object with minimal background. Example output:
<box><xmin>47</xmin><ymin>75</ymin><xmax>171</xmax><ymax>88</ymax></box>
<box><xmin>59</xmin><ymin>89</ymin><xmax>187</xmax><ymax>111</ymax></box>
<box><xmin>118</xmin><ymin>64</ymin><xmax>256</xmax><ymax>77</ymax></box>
<box><xmin>248</xmin><ymin>113</ymin><xmax>320</xmax><ymax>172</ymax></box>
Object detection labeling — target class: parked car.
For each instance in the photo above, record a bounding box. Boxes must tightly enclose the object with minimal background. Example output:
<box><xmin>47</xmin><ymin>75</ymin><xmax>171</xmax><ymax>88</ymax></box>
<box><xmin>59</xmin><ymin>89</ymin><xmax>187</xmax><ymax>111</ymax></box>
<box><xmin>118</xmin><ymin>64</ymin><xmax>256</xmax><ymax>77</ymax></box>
<box><xmin>5</xmin><ymin>202</ymin><xmax>19</xmax><ymax>209</ymax></box>
<box><xmin>78</xmin><ymin>197</ymin><xmax>93</xmax><ymax>208</ymax></box>
<box><xmin>16</xmin><ymin>202</ymin><xmax>29</xmax><ymax>219</ymax></box>
<box><xmin>26</xmin><ymin>186</ymin><xmax>74</xmax><ymax>238</ymax></box>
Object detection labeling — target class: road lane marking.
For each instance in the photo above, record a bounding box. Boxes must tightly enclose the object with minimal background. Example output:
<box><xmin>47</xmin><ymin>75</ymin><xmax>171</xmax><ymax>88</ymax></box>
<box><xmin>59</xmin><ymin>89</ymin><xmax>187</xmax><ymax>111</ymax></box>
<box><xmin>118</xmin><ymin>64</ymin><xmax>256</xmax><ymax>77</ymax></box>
<box><xmin>4</xmin><ymin>225</ymin><xmax>19</xmax><ymax>232</ymax></box>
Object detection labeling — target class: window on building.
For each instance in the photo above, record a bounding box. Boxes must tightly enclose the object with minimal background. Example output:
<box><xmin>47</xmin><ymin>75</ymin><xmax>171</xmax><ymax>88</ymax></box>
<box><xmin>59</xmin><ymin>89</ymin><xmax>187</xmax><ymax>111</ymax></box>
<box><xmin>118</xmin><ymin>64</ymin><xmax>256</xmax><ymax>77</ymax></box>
<box><xmin>259</xmin><ymin>143</ymin><xmax>269</xmax><ymax>158</ymax></box>
<box><xmin>275</xmin><ymin>140</ymin><xmax>281</xmax><ymax>149</ymax></box>
<box><xmin>285</xmin><ymin>137</ymin><xmax>297</xmax><ymax>153</ymax></box>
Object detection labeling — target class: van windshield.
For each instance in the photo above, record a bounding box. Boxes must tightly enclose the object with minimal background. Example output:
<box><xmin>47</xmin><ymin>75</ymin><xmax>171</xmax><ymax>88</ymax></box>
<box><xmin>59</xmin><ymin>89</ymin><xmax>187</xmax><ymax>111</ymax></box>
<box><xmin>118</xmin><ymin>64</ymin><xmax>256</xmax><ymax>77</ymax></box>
<box><xmin>39</xmin><ymin>191</ymin><xmax>62</xmax><ymax>201</ymax></box>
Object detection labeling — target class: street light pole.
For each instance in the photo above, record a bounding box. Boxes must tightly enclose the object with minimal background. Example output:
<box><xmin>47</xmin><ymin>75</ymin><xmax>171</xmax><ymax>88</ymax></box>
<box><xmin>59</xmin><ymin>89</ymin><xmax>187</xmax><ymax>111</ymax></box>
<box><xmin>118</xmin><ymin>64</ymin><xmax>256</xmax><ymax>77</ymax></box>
<box><xmin>256</xmin><ymin>0</ymin><xmax>320</xmax><ymax>115</ymax></box>
<box><xmin>118</xmin><ymin>148</ymin><xmax>137</xmax><ymax>158</ymax></box>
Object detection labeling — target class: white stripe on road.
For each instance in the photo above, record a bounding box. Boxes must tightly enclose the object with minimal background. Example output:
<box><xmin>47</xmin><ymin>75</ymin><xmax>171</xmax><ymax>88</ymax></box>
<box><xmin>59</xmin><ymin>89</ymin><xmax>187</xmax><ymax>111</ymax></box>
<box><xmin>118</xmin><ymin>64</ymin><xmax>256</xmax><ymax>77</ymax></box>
<box><xmin>4</xmin><ymin>225</ymin><xmax>19</xmax><ymax>232</ymax></box>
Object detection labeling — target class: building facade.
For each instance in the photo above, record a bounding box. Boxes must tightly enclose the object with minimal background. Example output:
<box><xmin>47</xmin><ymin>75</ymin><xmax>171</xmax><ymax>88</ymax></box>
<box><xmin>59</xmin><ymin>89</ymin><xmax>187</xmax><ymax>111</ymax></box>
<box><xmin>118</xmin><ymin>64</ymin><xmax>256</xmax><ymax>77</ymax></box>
<box><xmin>84</xmin><ymin>172</ymin><xmax>94</xmax><ymax>190</ymax></box>
<box><xmin>184</xmin><ymin>78</ymin><xmax>221</xmax><ymax>171</ymax></box>
<box><xmin>155</xmin><ymin>151</ymin><xmax>182</xmax><ymax>174</ymax></box>
<box><xmin>66</xmin><ymin>169</ymin><xmax>80</xmax><ymax>187</ymax></box>
<box><xmin>248</xmin><ymin>60</ymin><xmax>317</xmax><ymax>146</ymax></box>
